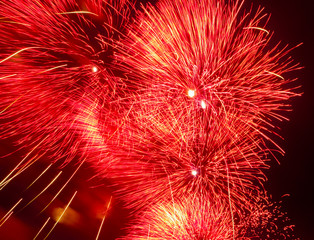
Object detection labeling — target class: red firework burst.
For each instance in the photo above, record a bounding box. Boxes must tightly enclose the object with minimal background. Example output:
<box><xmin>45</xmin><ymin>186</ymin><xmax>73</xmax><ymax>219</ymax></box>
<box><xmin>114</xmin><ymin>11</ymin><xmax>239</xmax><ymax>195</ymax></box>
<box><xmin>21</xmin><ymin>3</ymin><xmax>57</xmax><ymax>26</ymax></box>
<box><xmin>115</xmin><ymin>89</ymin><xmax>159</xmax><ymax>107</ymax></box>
<box><xmin>102</xmin><ymin>97</ymin><xmax>269</xmax><ymax>213</ymax></box>
<box><xmin>122</xmin><ymin>197</ymin><xmax>235</xmax><ymax>239</ymax></box>
<box><xmin>102</xmin><ymin>0</ymin><xmax>300</xmax><ymax>211</ymax></box>
<box><xmin>0</xmin><ymin>0</ymin><xmax>134</xmax><ymax>165</ymax></box>
<box><xmin>116</xmin><ymin>0</ymin><xmax>300</xmax><ymax>147</ymax></box>
<box><xmin>122</xmin><ymin>194</ymin><xmax>297</xmax><ymax>239</ymax></box>
<box><xmin>0</xmin><ymin>0</ymin><xmax>134</xmax><ymax>238</ymax></box>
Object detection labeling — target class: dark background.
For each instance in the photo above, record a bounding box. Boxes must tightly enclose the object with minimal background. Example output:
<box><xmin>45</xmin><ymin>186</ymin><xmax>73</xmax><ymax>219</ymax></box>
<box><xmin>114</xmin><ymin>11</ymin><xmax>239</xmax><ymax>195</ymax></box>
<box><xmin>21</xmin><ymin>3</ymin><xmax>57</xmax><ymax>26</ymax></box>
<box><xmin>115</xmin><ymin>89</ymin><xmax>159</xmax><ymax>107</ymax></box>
<box><xmin>255</xmin><ymin>0</ymin><xmax>314</xmax><ymax>239</ymax></box>
<box><xmin>0</xmin><ymin>0</ymin><xmax>313</xmax><ymax>239</ymax></box>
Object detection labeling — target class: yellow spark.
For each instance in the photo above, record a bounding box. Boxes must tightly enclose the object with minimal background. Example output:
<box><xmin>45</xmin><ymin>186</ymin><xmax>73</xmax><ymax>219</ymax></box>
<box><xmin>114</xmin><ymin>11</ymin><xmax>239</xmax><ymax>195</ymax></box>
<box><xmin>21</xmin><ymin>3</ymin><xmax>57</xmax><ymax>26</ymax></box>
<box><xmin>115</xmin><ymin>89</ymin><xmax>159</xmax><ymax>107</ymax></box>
<box><xmin>33</xmin><ymin>217</ymin><xmax>50</xmax><ymax>240</ymax></box>
<box><xmin>95</xmin><ymin>196</ymin><xmax>113</xmax><ymax>240</ymax></box>
<box><xmin>243</xmin><ymin>26</ymin><xmax>270</xmax><ymax>35</ymax></box>
<box><xmin>40</xmin><ymin>159</ymin><xmax>85</xmax><ymax>213</ymax></box>
<box><xmin>0</xmin><ymin>212</ymin><xmax>13</xmax><ymax>228</ymax></box>
<box><xmin>21</xmin><ymin>171</ymin><xmax>62</xmax><ymax>211</ymax></box>
<box><xmin>0</xmin><ymin>47</ymin><xmax>39</xmax><ymax>64</ymax></box>
<box><xmin>0</xmin><ymin>152</ymin><xmax>45</xmax><ymax>190</ymax></box>
<box><xmin>0</xmin><ymin>138</ymin><xmax>47</xmax><ymax>186</ymax></box>
<box><xmin>36</xmin><ymin>64</ymin><xmax>68</xmax><ymax>75</ymax></box>
<box><xmin>0</xmin><ymin>19</ymin><xmax>31</xmax><ymax>26</ymax></box>
<box><xmin>0</xmin><ymin>95</ymin><xmax>24</xmax><ymax>114</ymax></box>
<box><xmin>56</xmin><ymin>11</ymin><xmax>98</xmax><ymax>17</ymax></box>
<box><xmin>265</xmin><ymin>70</ymin><xmax>285</xmax><ymax>80</ymax></box>
<box><xmin>25</xmin><ymin>164</ymin><xmax>53</xmax><ymax>190</ymax></box>
<box><xmin>43</xmin><ymin>191</ymin><xmax>77</xmax><ymax>240</ymax></box>
<box><xmin>0</xmin><ymin>74</ymin><xmax>16</xmax><ymax>80</ymax></box>
<box><xmin>0</xmin><ymin>198</ymin><xmax>23</xmax><ymax>227</ymax></box>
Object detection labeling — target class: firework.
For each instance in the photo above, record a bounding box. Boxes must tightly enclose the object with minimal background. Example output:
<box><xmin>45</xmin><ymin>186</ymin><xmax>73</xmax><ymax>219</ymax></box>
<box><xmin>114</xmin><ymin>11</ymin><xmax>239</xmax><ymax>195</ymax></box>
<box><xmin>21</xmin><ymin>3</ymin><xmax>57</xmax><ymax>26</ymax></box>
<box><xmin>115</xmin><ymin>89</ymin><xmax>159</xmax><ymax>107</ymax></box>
<box><xmin>116</xmin><ymin>0</ymin><xmax>299</xmax><ymax>149</ymax></box>
<box><xmin>0</xmin><ymin>0</ymin><xmax>134</xmax><ymax>238</ymax></box>
<box><xmin>237</xmin><ymin>195</ymin><xmax>298</xmax><ymax>239</ymax></box>
<box><xmin>103</xmin><ymin>0</ymin><xmax>300</xmax><ymax>211</ymax></box>
<box><xmin>122</xmin><ymin>197</ymin><xmax>235</xmax><ymax>239</ymax></box>
<box><xmin>101</xmin><ymin>97</ymin><xmax>269</xmax><ymax>213</ymax></box>
<box><xmin>0</xmin><ymin>0</ymin><xmax>300</xmax><ymax>239</ymax></box>
<box><xmin>0</xmin><ymin>0</ymin><xmax>134</xmax><ymax>167</ymax></box>
<box><xmin>122</xmin><ymin>194</ymin><xmax>297</xmax><ymax>239</ymax></box>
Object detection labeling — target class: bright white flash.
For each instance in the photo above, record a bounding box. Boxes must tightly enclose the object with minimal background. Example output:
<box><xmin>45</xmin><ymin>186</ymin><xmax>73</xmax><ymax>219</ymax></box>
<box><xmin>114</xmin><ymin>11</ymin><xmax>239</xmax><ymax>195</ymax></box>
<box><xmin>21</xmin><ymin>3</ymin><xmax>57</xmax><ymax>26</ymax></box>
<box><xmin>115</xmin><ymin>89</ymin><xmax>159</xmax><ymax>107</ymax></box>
<box><xmin>188</xmin><ymin>89</ymin><xmax>195</xmax><ymax>98</ymax></box>
<box><xmin>200</xmin><ymin>100</ymin><xmax>206</xmax><ymax>109</ymax></box>
<box><xmin>92</xmin><ymin>66</ymin><xmax>98</xmax><ymax>73</ymax></box>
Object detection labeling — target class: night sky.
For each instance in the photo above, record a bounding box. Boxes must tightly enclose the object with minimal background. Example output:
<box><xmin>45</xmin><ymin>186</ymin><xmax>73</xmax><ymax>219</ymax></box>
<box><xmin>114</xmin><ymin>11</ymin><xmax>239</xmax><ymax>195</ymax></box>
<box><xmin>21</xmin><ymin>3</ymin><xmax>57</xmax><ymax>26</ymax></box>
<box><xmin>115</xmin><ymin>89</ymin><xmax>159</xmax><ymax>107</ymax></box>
<box><xmin>256</xmin><ymin>0</ymin><xmax>314</xmax><ymax>239</ymax></box>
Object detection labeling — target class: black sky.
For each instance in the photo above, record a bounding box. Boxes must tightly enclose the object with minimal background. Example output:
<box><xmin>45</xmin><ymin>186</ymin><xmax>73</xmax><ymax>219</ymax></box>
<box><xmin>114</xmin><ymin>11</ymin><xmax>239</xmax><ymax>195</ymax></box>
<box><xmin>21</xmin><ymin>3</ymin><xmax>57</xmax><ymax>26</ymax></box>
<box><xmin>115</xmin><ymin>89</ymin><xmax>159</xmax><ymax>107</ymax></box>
<box><xmin>255</xmin><ymin>0</ymin><xmax>314</xmax><ymax>239</ymax></box>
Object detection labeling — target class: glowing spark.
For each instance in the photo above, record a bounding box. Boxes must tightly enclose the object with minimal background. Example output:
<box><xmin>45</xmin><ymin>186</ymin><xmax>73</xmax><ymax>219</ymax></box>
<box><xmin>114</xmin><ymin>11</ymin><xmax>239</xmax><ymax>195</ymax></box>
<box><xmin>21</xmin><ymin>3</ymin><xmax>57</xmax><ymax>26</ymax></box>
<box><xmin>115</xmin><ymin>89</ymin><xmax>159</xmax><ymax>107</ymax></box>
<box><xmin>43</xmin><ymin>191</ymin><xmax>77</xmax><ymax>240</ymax></box>
<box><xmin>187</xmin><ymin>89</ymin><xmax>195</xmax><ymax>98</ymax></box>
<box><xmin>0</xmin><ymin>47</ymin><xmax>39</xmax><ymax>64</ymax></box>
<box><xmin>0</xmin><ymin>136</ymin><xmax>48</xmax><ymax>190</ymax></box>
<box><xmin>0</xmin><ymin>212</ymin><xmax>13</xmax><ymax>228</ymax></box>
<box><xmin>243</xmin><ymin>26</ymin><xmax>270</xmax><ymax>35</ymax></box>
<box><xmin>25</xmin><ymin>164</ymin><xmax>53</xmax><ymax>190</ymax></box>
<box><xmin>265</xmin><ymin>70</ymin><xmax>285</xmax><ymax>80</ymax></box>
<box><xmin>191</xmin><ymin>170</ymin><xmax>198</xmax><ymax>176</ymax></box>
<box><xmin>95</xmin><ymin>196</ymin><xmax>112</xmax><ymax>240</ymax></box>
<box><xmin>40</xmin><ymin>160</ymin><xmax>85</xmax><ymax>213</ymax></box>
<box><xmin>0</xmin><ymin>198</ymin><xmax>23</xmax><ymax>227</ymax></box>
<box><xmin>200</xmin><ymin>100</ymin><xmax>206</xmax><ymax>109</ymax></box>
<box><xmin>56</xmin><ymin>11</ymin><xmax>98</xmax><ymax>17</ymax></box>
<box><xmin>36</xmin><ymin>64</ymin><xmax>68</xmax><ymax>75</ymax></box>
<box><xmin>0</xmin><ymin>94</ymin><xmax>24</xmax><ymax>114</ymax></box>
<box><xmin>33</xmin><ymin>217</ymin><xmax>51</xmax><ymax>240</ymax></box>
<box><xmin>21</xmin><ymin>171</ymin><xmax>63</xmax><ymax>211</ymax></box>
<box><xmin>92</xmin><ymin>66</ymin><xmax>98</xmax><ymax>73</ymax></box>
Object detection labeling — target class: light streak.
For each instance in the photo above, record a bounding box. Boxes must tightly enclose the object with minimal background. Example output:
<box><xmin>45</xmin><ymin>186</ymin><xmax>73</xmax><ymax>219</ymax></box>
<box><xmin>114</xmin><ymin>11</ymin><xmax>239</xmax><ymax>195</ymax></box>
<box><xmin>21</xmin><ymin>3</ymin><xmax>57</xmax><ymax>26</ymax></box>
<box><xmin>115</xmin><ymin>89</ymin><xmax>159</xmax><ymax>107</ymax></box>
<box><xmin>0</xmin><ymin>137</ymin><xmax>48</xmax><ymax>190</ymax></box>
<box><xmin>21</xmin><ymin>171</ymin><xmax>63</xmax><ymax>211</ymax></box>
<box><xmin>43</xmin><ymin>191</ymin><xmax>77</xmax><ymax>240</ymax></box>
<box><xmin>25</xmin><ymin>164</ymin><xmax>53</xmax><ymax>190</ymax></box>
<box><xmin>95</xmin><ymin>196</ymin><xmax>112</xmax><ymax>240</ymax></box>
<box><xmin>56</xmin><ymin>11</ymin><xmax>99</xmax><ymax>17</ymax></box>
<box><xmin>33</xmin><ymin>217</ymin><xmax>51</xmax><ymax>240</ymax></box>
<box><xmin>0</xmin><ymin>198</ymin><xmax>23</xmax><ymax>228</ymax></box>
<box><xmin>40</xmin><ymin>159</ymin><xmax>85</xmax><ymax>213</ymax></box>
<box><xmin>0</xmin><ymin>47</ymin><xmax>40</xmax><ymax>64</ymax></box>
